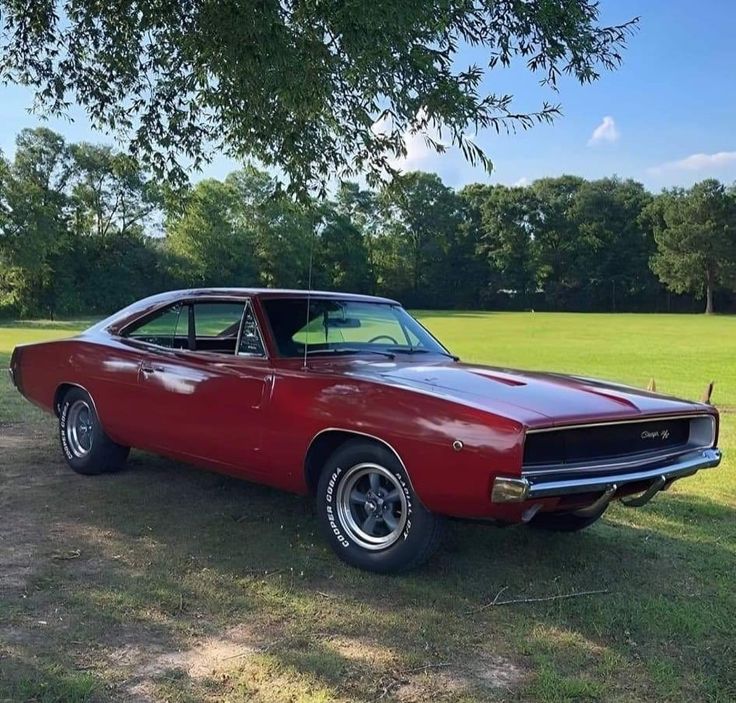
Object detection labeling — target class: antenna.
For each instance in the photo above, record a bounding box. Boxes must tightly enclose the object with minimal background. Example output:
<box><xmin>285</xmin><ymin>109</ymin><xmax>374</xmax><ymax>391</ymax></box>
<box><xmin>302</xmin><ymin>224</ymin><xmax>317</xmax><ymax>371</ymax></box>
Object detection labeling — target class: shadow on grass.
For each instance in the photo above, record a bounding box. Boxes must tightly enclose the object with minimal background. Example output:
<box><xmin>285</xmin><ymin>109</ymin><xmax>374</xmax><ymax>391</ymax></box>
<box><xmin>412</xmin><ymin>310</ymin><xmax>499</xmax><ymax>320</ymax></box>
<box><xmin>2</xmin><ymin>440</ymin><xmax>735</xmax><ymax>702</ymax></box>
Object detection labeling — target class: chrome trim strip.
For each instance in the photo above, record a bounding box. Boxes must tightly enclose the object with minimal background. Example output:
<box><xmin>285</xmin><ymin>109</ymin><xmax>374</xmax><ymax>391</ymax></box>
<box><xmin>492</xmin><ymin>448</ymin><xmax>721</xmax><ymax>503</ymax></box>
<box><xmin>525</xmin><ymin>412</ymin><xmax>715</xmax><ymax>434</ymax></box>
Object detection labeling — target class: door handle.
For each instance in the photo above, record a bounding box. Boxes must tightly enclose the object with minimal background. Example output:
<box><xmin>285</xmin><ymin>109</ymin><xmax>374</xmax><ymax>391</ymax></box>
<box><xmin>141</xmin><ymin>363</ymin><xmax>163</xmax><ymax>375</ymax></box>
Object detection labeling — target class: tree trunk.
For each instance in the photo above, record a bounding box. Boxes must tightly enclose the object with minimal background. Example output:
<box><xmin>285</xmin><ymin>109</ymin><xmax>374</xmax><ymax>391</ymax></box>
<box><xmin>705</xmin><ymin>281</ymin><xmax>714</xmax><ymax>314</ymax></box>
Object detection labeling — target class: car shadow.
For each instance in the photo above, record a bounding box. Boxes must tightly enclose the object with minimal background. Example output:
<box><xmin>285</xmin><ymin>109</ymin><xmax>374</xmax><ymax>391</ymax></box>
<box><xmin>2</xmin><ymin>438</ymin><xmax>735</xmax><ymax>701</ymax></box>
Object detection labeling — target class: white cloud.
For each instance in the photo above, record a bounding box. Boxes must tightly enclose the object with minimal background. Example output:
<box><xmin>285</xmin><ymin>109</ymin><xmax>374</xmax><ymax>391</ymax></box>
<box><xmin>587</xmin><ymin>116</ymin><xmax>620</xmax><ymax>146</ymax></box>
<box><xmin>392</xmin><ymin>129</ymin><xmax>444</xmax><ymax>171</ymax></box>
<box><xmin>372</xmin><ymin>109</ymin><xmax>453</xmax><ymax>172</ymax></box>
<box><xmin>648</xmin><ymin>151</ymin><xmax>736</xmax><ymax>175</ymax></box>
<box><xmin>513</xmin><ymin>176</ymin><xmax>530</xmax><ymax>187</ymax></box>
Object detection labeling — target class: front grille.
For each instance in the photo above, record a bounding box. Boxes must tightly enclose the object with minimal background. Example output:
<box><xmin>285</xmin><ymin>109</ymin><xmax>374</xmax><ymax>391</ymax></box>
<box><xmin>523</xmin><ymin>415</ymin><xmax>715</xmax><ymax>476</ymax></box>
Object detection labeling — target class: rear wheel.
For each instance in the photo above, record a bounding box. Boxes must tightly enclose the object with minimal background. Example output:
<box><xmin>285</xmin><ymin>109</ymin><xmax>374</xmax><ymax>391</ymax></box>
<box><xmin>58</xmin><ymin>387</ymin><xmax>129</xmax><ymax>475</ymax></box>
<box><xmin>316</xmin><ymin>439</ymin><xmax>443</xmax><ymax>573</ymax></box>
<box><xmin>529</xmin><ymin>505</ymin><xmax>607</xmax><ymax>532</ymax></box>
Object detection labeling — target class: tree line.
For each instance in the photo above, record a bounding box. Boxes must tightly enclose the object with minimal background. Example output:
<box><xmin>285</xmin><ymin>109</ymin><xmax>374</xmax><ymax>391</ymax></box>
<box><xmin>2</xmin><ymin>128</ymin><xmax>735</xmax><ymax>318</ymax></box>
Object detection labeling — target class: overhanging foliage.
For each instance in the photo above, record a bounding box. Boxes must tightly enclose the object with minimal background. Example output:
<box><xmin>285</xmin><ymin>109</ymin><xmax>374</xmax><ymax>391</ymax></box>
<box><xmin>0</xmin><ymin>1</ymin><xmax>636</xmax><ymax>193</ymax></box>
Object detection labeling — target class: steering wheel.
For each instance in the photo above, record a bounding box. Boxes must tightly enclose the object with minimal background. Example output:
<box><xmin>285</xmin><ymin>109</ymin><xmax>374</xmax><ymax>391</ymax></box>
<box><xmin>368</xmin><ymin>334</ymin><xmax>399</xmax><ymax>345</ymax></box>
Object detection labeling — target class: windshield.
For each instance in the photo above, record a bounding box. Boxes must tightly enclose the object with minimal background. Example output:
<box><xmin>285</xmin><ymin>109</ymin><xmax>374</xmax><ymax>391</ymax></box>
<box><xmin>262</xmin><ymin>298</ymin><xmax>450</xmax><ymax>358</ymax></box>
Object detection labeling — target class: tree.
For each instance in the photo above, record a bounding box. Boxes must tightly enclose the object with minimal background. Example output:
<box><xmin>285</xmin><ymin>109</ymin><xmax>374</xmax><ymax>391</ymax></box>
<box><xmin>465</xmin><ymin>184</ymin><xmax>540</xmax><ymax>308</ymax></box>
<box><xmin>166</xmin><ymin>179</ymin><xmax>256</xmax><ymax>287</ymax></box>
<box><xmin>313</xmin><ymin>205</ymin><xmax>373</xmax><ymax>294</ymax></box>
<box><xmin>68</xmin><ymin>143</ymin><xmax>158</xmax><ymax>239</ymax></box>
<box><xmin>0</xmin><ymin>128</ymin><xmax>173</xmax><ymax>316</ymax></box>
<box><xmin>648</xmin><ymin>180</ymin><xmax>736</xmax><ymax>314</ymax></box>
<box><xmin>569</xmin><ymin>178</ymin><xmax>655</xmax><ymax>311</ymax></box>
<box><xmin>0</xmin><ymin>128</ymin><xmax>71</xmax><ymax>315</ymax></box>
<box><xmin>225</xmin><ymin>168</ymin><xmax>314</xmax><ymax>288</ymax></box>
<box><xmin>531</xmin><ymin>176</ymin><xmax>588</xmax><ymax>309</ymax></box>
<box><xmin>0</xmin><ymin>2</ymin><xmax>636</xmax><ymax>193</ymax></box>
<box><xmin>335</xmin><ymin>183</ymin><xmax>381</xmax><ymax>293</ymax></box>
<box><xmin>377</xmin><ymin>172</ymin><xmax>466</xmax><ymax>307</ymax></box>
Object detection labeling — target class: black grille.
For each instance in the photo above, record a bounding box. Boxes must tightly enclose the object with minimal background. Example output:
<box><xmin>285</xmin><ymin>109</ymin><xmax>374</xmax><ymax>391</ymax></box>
<box><xmin>524</xmin><ymin>418</ymin><xmax>692</xmax><ymax>469</ymax></box>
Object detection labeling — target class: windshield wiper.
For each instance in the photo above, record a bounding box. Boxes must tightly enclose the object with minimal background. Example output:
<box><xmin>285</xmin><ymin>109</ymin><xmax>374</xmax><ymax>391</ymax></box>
<box><xmin>387</xmin><ymin>348</ymin><xmax>459</xmax><ymax>361</ymax></box>
<box><xmin>305</xmin><ymin>348</ymin><xmax>395</xmax><ymax>359</ymax></box>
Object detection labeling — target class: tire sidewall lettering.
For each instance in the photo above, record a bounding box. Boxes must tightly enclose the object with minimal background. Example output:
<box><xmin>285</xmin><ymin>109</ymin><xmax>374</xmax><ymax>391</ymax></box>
<box><xmin>324</xmin><ymin>467</ymin><xmax>350</xmax><ymax>548</ymax></box>
<box><xmin>394</xmin><ymin>470</ymin><xmax>413</xmax><ymax>540</ymax></box>
<box><xmin>59</xmin><ymin>401</ymin><xmax>74</xmax><ymax>461</ymax></box>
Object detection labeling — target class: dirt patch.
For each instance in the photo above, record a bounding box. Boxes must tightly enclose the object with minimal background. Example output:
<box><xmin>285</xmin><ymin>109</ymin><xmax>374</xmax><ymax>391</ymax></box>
<box><xmin>0</xmin><ymin>513</ymin><xmax>44</xmax><ymax>591</ymax></box>
<box><xmin>387</xmin><ymin>652</ymin><xmax>524</xmax><ymax>702</ymax></box>
<box><xmin>0</xmin><ymin>421</ymin><xmax>48</xmax><ymax>448</ymax></box>
<box><xmin>0</xmin><ymin>423</ymin><xmax>66</xmax><ymax>591</ymax></box>
<box><xmin>0</xmin><ymin>422</ymin><xmax>65</xmax><ymax>487</ymax></box>
<box><xmin>109</xmin><ymin>622</ymin><xmax>284</xmax><ymax>701</ymax></box>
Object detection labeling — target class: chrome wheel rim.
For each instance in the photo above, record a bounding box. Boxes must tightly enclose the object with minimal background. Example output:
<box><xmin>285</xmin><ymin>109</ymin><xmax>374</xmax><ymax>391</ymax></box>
<box><xmin>336</xmin><ymin>463</ymin><xmax>408</xmax><ymax>551</ymax></box>
<box><xmin>66</xmin><ymin>400</ymin><xmax>94</xmax><ymax>458</ymax></box>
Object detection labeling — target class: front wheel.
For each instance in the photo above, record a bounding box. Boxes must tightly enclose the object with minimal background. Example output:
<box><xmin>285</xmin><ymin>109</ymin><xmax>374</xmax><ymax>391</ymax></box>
<box><xmin>59</xmin><ymin>387</ymin><xmax>130</xmax><ymax>475</ymax></box>
<box><xmin>316</xmin><ymin>440</ymin><xmax>443</xmax><ymax>573</ymax></box>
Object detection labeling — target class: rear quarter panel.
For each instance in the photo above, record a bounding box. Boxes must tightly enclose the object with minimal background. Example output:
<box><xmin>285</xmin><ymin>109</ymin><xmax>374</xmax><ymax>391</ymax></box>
<box><xmin>13</xmin><ymin>336</ymin><xmax>142</xmax><ymax>447</ymax></box>
<box><xmin>12</xmin><ymin>340</ymin><xmax>71</xmax><ymax>413</ymax></box>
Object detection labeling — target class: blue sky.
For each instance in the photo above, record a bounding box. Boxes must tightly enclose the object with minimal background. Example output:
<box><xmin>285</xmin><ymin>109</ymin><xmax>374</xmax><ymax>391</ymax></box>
<box><xmin>1</xmin><ymin>0</ymin><xmax>734</xmax><ymax>192</ymax></box>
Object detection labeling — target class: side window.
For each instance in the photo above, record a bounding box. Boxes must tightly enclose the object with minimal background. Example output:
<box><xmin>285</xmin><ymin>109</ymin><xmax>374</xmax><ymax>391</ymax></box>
<box><xmin>238</xmin><ymin>304</ymin><xmax>265</xmax><ymax>356</ymax></box>
<box><xmin>125</xmin><ymin>304</ymin><xmax>184</xmax><ymax>348</ymax></box>
<box><xmin>192</xmin><ymin>302</ymin><xmax>244</xmax><ymax>338</ymax></box>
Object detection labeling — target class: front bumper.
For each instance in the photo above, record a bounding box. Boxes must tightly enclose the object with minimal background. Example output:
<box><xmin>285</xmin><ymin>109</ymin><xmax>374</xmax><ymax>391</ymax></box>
<box><xmin>491</xmin><ymin>448</ymin><xmax>722</xmax><ymax>503</ymax></box>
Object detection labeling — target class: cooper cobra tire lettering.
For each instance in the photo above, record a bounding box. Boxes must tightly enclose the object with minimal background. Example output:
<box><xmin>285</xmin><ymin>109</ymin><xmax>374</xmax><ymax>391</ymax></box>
<box><xmin>60</xmin><ymin>402</ymin><xmax>73</xmax><ymax>461</ymax></box>
<box><xmin>325</xmin><ymin>467</ymin><xmax>350</xmax><ymax>547</ymax></box>
<box><xmin>395</xmin><ymin>470</ymin><xmax>413</xmax><ymax>540</ymax></box>
<box><xmin>325</xmin><ymin>466</ymin><xmax>341</xmax><ymax>503</ymax></box>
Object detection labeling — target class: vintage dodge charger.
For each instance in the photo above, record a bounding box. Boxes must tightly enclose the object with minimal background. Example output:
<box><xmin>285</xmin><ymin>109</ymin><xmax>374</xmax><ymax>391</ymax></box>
<box><xmin>9</xmin><ymin>289</ymin><xmax>722</xmax><ymax>572</ymax></box>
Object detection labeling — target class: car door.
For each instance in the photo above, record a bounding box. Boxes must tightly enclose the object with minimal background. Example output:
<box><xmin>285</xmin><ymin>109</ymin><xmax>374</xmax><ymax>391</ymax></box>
<box><xmin>123</xmin><ymin>298</ymin><xmax>274</xmax><ymax>476</ymax></box>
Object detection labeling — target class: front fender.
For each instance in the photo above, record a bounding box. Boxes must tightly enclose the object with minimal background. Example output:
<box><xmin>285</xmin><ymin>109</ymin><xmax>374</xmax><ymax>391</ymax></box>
<box><xmin>270</xmin><ymin>370</ymin><xmax>526</xmax><ymax>519</ymax></box>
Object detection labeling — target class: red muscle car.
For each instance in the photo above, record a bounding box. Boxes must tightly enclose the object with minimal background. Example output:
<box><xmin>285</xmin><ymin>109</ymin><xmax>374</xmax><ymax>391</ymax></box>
<box><xmin>9</xmin><ymin>289</ymin><xmax>722</xmax><ymax>572</ymax></box>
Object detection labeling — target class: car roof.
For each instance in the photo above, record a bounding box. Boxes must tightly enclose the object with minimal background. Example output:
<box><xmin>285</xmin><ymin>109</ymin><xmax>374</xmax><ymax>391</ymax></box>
<box><xmin>95</xmin><ymin>288</ymin><xmax>401</xmax><ymax>334</ymax></box>
<box><xmin>183</xmin><ymin>288</ymin><xmax>398</xmax><ymax>304</ymax></box>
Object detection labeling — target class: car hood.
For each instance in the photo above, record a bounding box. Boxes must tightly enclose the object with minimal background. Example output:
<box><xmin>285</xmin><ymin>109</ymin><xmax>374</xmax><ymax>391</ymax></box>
<box><xmin>343</xmin><ymin>360</ymin><xmax>708</xmax><ymax>428</ymax></box>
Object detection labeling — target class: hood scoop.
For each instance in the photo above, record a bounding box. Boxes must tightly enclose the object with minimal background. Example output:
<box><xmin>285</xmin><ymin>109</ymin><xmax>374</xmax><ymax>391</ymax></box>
<box><xmin>469</xmin><ymin>369</ymin><xmax>527</xmax><ymax>387</ymax></box>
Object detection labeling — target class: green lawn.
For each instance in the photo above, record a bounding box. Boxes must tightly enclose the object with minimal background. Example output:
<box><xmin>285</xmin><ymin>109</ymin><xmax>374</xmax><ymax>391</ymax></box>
<box><xmin>418</xmin><ymin>311</ymin><xmax>736</xmax><ymax>409</ymax></box>
<box><xmin>0</xmin><ymin>312</ymin><xmax>734</xmax><ymax>702</ymax></box>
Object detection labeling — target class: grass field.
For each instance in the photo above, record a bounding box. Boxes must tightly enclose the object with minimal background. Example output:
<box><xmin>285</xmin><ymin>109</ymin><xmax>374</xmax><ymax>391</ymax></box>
<box><xmin>0</xmin><ymin>312</ymin><xmax>734</xmax><ymax>702</ymax></box>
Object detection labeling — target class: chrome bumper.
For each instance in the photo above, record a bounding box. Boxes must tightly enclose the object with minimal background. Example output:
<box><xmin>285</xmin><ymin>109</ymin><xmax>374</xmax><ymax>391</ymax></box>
<box><xmin>491</xmin><ymin>448</ymin><xmax>722</xmax><ymax>503</ymax></box>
